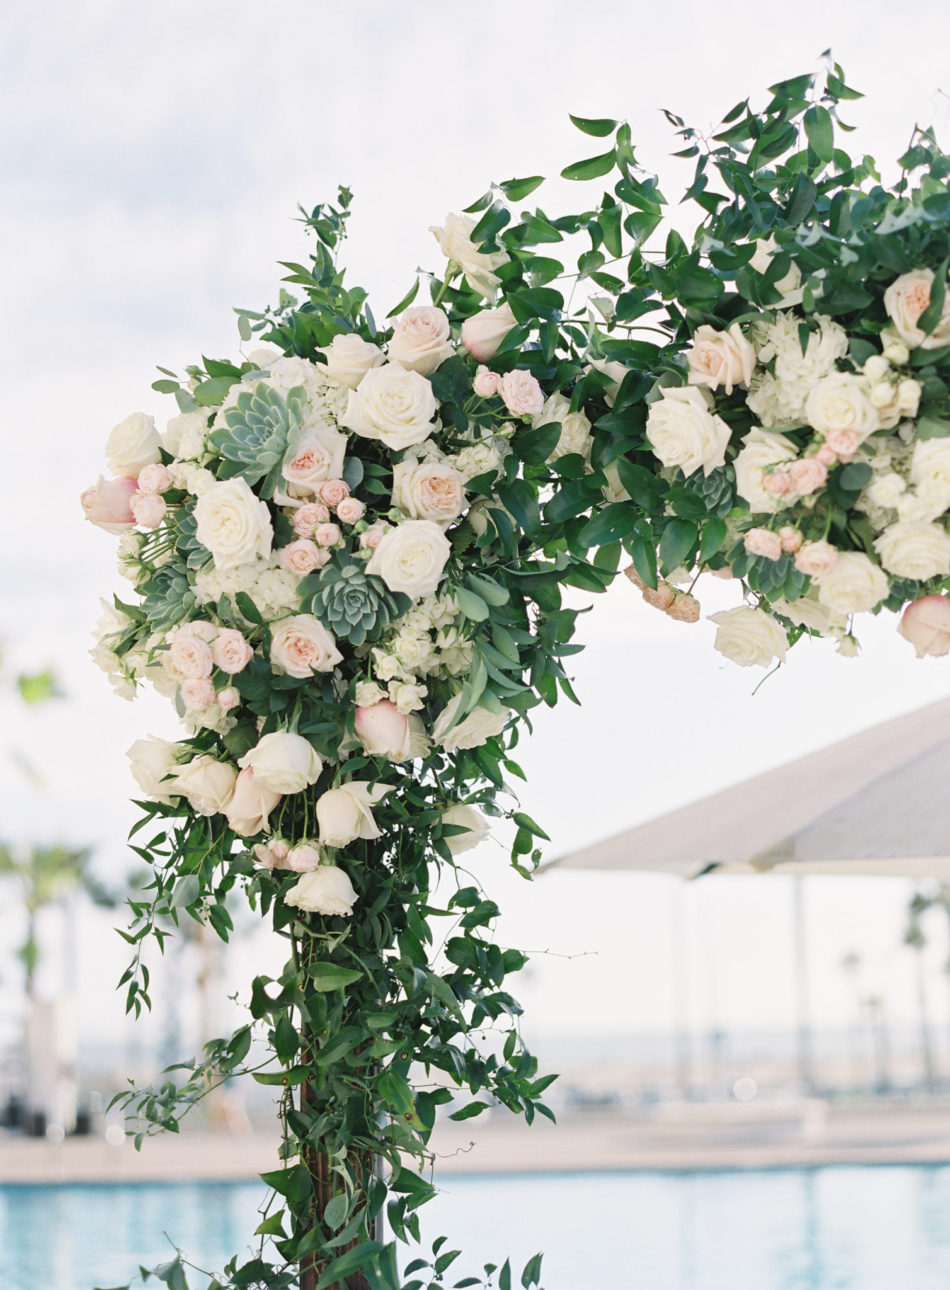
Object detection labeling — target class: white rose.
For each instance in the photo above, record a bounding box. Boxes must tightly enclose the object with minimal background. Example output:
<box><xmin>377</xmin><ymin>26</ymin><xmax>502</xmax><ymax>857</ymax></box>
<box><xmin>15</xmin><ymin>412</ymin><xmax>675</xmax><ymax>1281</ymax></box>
<box><xmin>126</xmin><ymin>736</ymin><xmax>183</xmax><ymax>805</ymax></box>
<box><xmin>316</xmin><ymin>782</ymin><xmax>390</xmax><ymax>848</ymax></box>
<box><xmin>284</xmin><ymin>865</ymin><xmax>358</xmax><ymax>916</ymax></box>
<box><xmin>461</xmin><ymin>303</ymin><xmax>517</xmax><ymax>362</ymax></box>
<box><xmin>440</xmin><ymin>804</ymin><xmax>490</xmax><ymax>856</ymax></box>
<box><xmin>172</xmin><ymin>755</ymin><xmax>238</xmax><ymax>816</ymax></box>
<box><xmin>771</xmin><ymin>592</ymin><xmax>846</xmax><ymax>637</ymax></box>
<box><xmin>733</xmin><ymin>427</ymin><xmax>797</xmax><ymax>512</ymax></box>
<box><xmin>816</xmin><ymin>551</ymin><xmax>889</xmax><ymax>613</ymax></box>
<box><xmin>194</xmin><ymin>478</ymin><xmax>273</xmax><ymax>571</ymax></box>
<box><xmin>354</xmin><ymin>680</ymin><xmax>387</xmax><ymax>708</ymax></box>
<box><xmin>387</xmin><ymin>306</ymin><xmax>454</xmax><ymax>376</ymax></box>
<box><xmin>281</xmin><ymin>429</ymin><xmax>348</xmax><ymax>495</ymax></box>
<box><xmin>646</xmin><ymin>386</ymin><xmax>730</xmax><ymax>478</ymax></box>
<box><xmin>321</xmin><ymin>333</ymin><xmax>385</xmax><ymax>390</ymax></box>
<box><xmin>884</xmin><ymin>268</ymin><xmax>950</xmax><ymax>350</ymax></box>
<box><xmin>910</xmin><ymin>438</ymin><xmax>950</xmax><ymax>512</ymax></box>
<box><xmin>106</xmin><ymin>412</ymin><xmax>161</xmax><ymax>476</ymax></box>
<box><xmin>392</xmin><ymin>460</ymin><xmax>466</xmax><ymax>525</ymax></box>
<box><xmin>874</xmin><ymin>521</ymin><xmax>950</xmax><ymax>580</ymax></box>
<box><xmin>164</xmin><ymin>410</ymin><xmax>210</xmax><ymax>460</ymax></box>
<box><xmin>708</xmin><ymin>606</ymin><xmax>788</xmax><ymax>667</ymax></box>
<box><xmin>804</xmin><ymin>373</ymin><xmax>879</xmax><ymax>442</ymax></box>
<box><xmin>270</xmin><ymin>614</ymin><xmax>343</xmax><ymax>678</ymax></box>
<box><xmin>687</xmin><ymin>323</ymin><xmax>756</xmax><ymax>396</ymax></box>
<box><xmin>366</xmin><ymin>520</ymin><xmax>451</xmax><ymax>598</ymax></box>
<box><xmin>239</xmin><ymin>731</ymin><xmax>323</xmax><ymax>794</ymax></box>
<box><xmin>866</xmin><ymin>472</ymin><xmax>906</xmax><ymax>509</ymax></box>
<box><xmin>429</xmin><ymin>212</ymin><xmax>510</xmax><ymax>298</ymax></box>
<box><xmin>432</xmin><ymin>695</ymin><xmax>510</xmax><ymax>751</ymax></box>
<box><xmin>342</xmin><ymin>363</ymin><xmax>439</xmax><ymax>451</ymax></box>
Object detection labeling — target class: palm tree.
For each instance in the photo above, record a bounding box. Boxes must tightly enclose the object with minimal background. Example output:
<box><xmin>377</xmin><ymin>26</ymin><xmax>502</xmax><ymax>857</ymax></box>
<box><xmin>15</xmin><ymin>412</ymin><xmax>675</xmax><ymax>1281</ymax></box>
<box><xmin>904</xmin><ymin>891</ymin><xmax>937</xmax><ymax>1090</ymax></box>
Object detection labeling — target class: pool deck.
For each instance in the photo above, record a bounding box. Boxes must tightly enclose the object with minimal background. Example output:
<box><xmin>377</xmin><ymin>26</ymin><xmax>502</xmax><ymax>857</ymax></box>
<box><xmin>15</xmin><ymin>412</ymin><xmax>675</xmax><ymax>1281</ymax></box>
<box><xmin>6</xmin><ymin>1101</ymin><xmax>950</xmax><ymax>1183</ymax></box>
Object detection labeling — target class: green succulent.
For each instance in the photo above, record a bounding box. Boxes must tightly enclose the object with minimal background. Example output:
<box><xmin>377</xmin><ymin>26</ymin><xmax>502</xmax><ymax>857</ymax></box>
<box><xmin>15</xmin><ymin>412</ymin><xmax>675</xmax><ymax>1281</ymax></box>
<box><xmin>301</xmin><ymin>559</ymin><xmax>409</xmax><ymax>647</ymax></box>
<box><xmin>207</xmin><ymin>384</ymin><xmax>306</xmax><ymax>498</ymax></box>
<box><xmin>680</xmin><ymin>464</ymin><xmax>736</xmax><ymax>517</ymax></box>
<box><xmin>139</xmin><ymin>564</ymin><xmax>196</xmax><ymax>632</ymax></box>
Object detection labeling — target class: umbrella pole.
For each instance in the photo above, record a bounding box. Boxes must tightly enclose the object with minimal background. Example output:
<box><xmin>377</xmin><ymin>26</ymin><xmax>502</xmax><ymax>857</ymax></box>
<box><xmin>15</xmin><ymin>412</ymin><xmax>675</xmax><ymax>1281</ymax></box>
<box><xmin>792</xmin><ymin>877</ymin><xmax>814</xmax><ymax>1094</ymax></box>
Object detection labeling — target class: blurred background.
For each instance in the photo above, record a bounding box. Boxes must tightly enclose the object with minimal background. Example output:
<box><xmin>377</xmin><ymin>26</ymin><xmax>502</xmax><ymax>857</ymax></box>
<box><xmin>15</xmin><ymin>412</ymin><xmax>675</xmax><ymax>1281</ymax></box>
<box><xmin>6</xmin><ymin>2</ymin><xmax>950</xmax><ymax>1286</ymax></box>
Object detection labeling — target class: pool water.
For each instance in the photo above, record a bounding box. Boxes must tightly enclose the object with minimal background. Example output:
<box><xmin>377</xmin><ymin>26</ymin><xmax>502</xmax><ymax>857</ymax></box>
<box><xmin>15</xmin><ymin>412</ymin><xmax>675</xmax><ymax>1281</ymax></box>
<box><xmin>4</xmin><ymin>1165</ymin><xmax>950</xmax><ymax>1289</ymax></box>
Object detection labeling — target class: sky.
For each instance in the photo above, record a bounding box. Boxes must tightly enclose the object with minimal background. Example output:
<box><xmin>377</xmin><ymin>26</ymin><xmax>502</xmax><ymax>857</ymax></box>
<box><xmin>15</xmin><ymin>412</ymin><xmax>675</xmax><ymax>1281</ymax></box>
<box><xmin>4</xmin><ymin>0</ymin><xmax>950</xmax><ymax>1069</ymax></box>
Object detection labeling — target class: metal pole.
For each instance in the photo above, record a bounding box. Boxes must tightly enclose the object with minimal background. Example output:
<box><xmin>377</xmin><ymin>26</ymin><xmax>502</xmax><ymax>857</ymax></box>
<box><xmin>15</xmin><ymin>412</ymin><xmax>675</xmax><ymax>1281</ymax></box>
<box><xmin>792</xmin><ymin>877</ymin><xmax>814</xmax><ymax>1094</ymax></box>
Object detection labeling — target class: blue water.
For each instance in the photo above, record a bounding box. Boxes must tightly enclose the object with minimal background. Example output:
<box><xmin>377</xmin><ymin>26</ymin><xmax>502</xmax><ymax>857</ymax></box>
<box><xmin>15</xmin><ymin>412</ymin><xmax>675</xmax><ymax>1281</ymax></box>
<box><xmin>4</xmin><ymin>1166</ymin><xmax>950</xmax><ymax>1289</ymax></box>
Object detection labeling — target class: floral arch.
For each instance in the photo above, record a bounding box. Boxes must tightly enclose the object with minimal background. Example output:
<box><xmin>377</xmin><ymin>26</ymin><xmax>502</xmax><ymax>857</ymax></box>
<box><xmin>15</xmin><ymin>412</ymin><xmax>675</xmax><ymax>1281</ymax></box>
<box><xmin>82</xmin><ymin>63</ymin><xmax>950</xmax><ymax>1290</ymax></box>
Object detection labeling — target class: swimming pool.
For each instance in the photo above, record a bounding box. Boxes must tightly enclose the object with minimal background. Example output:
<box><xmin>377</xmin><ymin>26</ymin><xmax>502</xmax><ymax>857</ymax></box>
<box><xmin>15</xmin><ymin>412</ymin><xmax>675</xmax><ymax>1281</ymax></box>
<box><xmin>3</xmin><ymin>1165</ymin><xmax>950</xmax><ymax>1289</ymax></box>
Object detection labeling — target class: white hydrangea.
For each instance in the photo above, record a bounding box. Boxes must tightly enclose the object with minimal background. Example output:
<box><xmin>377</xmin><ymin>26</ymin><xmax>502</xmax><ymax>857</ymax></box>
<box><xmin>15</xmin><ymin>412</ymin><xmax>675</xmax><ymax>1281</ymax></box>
<box><xmin>251</xmin><ymin>564</ymin><xmax>301</xmax><ymax>621</ymax></box>
<box><xmin>193</xmin><ymin>560</ymin><xmax>261</xmax><ymax>606</ymax></box>
<box><xmin>747</xmin><ymin>312</ymin><xmax>849</xmax><ymax>426</ymax></box>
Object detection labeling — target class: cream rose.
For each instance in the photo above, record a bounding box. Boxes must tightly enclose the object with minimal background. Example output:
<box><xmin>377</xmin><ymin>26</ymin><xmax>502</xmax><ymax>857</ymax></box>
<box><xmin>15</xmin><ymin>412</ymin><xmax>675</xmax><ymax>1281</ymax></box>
<box><xmin>429</xmin><ymin>212</ymin><xmax>510</xmax><ymax>298</ymax></box>
<box><xmin>365</xmin><ymin>520</ymin><xmax>451</xmax><ymax>598</ymax></box>
<box><xmin>910</xmin><ymin>439</ymin><xmax>950</xmax><ymax>519</ymax></box>
<box><xmin>316</xmin><ymin>782</ymin><xmax>391</xmax><ymax>848</ymax></box>
<box><xmin>321</xmin><ymin>332</ymin><xmax>385</xmax><ymax>389</ymax></box>
<box><xmin>733</xmin><ymin>427</ymin><xmax>798</xmax><ymax>512</ymax></box>
<box><xmin>355</xmin><ymin>700</ymin><xmax>411</xmax><ymax>760</ymax></box>
<box><xmin>392</xmin><ymin>461</ymin><xmax>466</xmax><ymax>525</ymax></box>
<box><xmin>194</xmin><ymin>478</ymin><xmax>273</xmax><ymax>571</ymax></box>
<box><xmin>432</xmin><ymin>695</ymin><xmax>510</xmax><ymax>751</ymax></box>
<box><xmin>127</xmin><ymin>736</ymin><xmax>183</xmax><ymax>805</ymax></box>
<box><xmin>708</xmin><ymin>606</ymin><xmax>788</xmax><ymax>668</ymax></box>
<box><xmin>794</xmin><ymin>540</ymin><xmax>839</xmax><ymax>579</ymax></box>
<box><xmin>898</xmin><ymin>594</ymin><xmax>950</xmax><ymax>657</ymax></box>
<box><xmin>804</xmin><ymin>373</ymin><xmax>878</xmax><ymax>442</ymax></box>
<box><xmin>387</xmin><ymin>306</ymin><xmax>454</xmax><ymax>376</ymax></box>
<box><xmin>270</xmin><ymin>615</ymin><xmax>343</xmax><ymax>678</ymax></box>
<box><xmin>225</xmin><ymin>767</ymin><xmax>281</xmax><ymax>836</ymax></box>
<box><xmin>342</xmin><ymin>363</ymin><xmax>438</xmax><ymax>451</ymax></box>
<box><xmin>884</xmin><ymin>268</ymin><xmax>950</xmax><ymax>350</ymax></box>
<box><xmin>284</xmin><ymin>865</ymin><xmax>358</xmax><ymax>916</ymax></box>
<box><xmin>771</xmin><ymin>591</ymin><xmax>846</xmax><ymax>638</ymax></box>
<box><xmin>816</xmin><ymin>551</ymin><xmax>889</xmax><ymax>613</ymax></box>
<box><xmin>212</xmin><ymin>628</ymin><xmax>253</xmax><ymax>674</ymax></box>
<box><xmin>106</xmin><ymin>412</ymin><xmax>161</xmax><ymax>477</ymax></box>
<box><xmin>239</xmin><ymin>731</ymin><xmax>322</xmax><ymax>794</ymax></box>
<box><xmin>440</xmin><ymin>804</ymin><xmax>491</xmax><ymax>856</ymax></box>
<box><xmin>172</xmin><ymin>755</ymin><xmax>238</xmax><ymax>817</ymax></box>
<box><xmin>687</xmin><ymin>323</ymin><xmax>756</xmax><ymax>396</ymax></box>
<box><xmin>646</xmin><ymin>386</ymin><xmax>731</xmax><ymax>478</ymax></box>
<box><xmin>281</xmin><ymin>430</ymin><xmax>347</xmax><ymax>495</ymax></box>
<box><xmin>499</xmin><ymin>369</ymin><xmax>544</xmax><ymax>419</ymax></box>
<box><xmin>874</xmin><ymin>521</ymin><xmax>950</xmax><ymax>581</ymax></box>
<box><xmin>461</xmin><ymin>303</ymin><xmax>517</xmax><ymax>362</ymax></box>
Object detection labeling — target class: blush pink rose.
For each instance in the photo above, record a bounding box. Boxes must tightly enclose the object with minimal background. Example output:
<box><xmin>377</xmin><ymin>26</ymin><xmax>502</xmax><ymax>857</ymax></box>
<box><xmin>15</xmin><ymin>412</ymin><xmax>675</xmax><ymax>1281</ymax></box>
<box><xmin>898</xmin><ymin>594</ymin><xmax>950</xmax><ymax>657</ymax></box>
<box><xmin>225</xmin><ymin>767</ymin><xmax>281</xmax><ymax>837</ymax></box>
<box><xmin>462</xmin><ymin>304</ymin><xmax>517</xmax><ymax>362</ymax></box>
<box><xmin>499</xmin><ymin>369</ymin><xmax>544</xmax><ymax>418</ymax></box>
<box><xmin>779</xmin><ymin>526</ymin><xmax>803</xmax><ymax>553</ymax></box>
<box><xmin>816</xmin><ymin>445</ymin><xmax>838</xmax><ymax>467</ymax></box>
<box><xmin>180</xmin><ymin>678</ymin><xmax>216</xmax><ymax>710</ymax></box>
<box><xmin>286</xmin><ymin>842</ymin><xmax>323</xmax><ymax>873</ymax></box>
<box><xmin>166</xmin><ymin>633</ymin><xmax>213</xmax><ymax>680</ymax></box>
<box><xmin>212</xmin><ymin>628</ymin><xmax>254</xmax><ymax>674</ymax></box>
<box><xmin>131</xmin><ymin>493</ymin><xmax>167</xmax><ymax>530</ymax></box>
<box><xmin>762</xmin><ymin>471</ymin><xmax>790</xmax><ymax>496</ymax></box>
<box><xmin>788</xmin><ymin>457</ymin><xmax>829</xmax><ymax>495</ymax></box>
<box><xmin>336</xmin><ymin>497</ymin><xmax>365</xmax><ymax>524</ymax></box>
<box><xmin>473</xmin><ymin>365</ymin><xmax>501</xmax><ymax>398</ymax></box>
<box><xmin>314</xmin><ymin>523</ymin><xmax>341</xmax><ymax>548</ymax></box>
<box><xmin>137</xmin><ymin>463</ymin><xmax>171</xmax><ymax>495</ymax></box>
<box><xmin>278</xmin><ymin>539</ymin><xmax>323</xmax><ymax>576</ymax></box>
<box><xmin>824</xmin><ymin>427</ymin><xmax>860</xmax><ymax>459</ymax></box>
<box><xmin>360</xmin><ymin>526</ymin><xmax>384</xmax><ymax>549</ymax></box>
<box><xmin>794</xmin><ymin>540</ymin><xmax>839</xmax><ymax>578</ymax></box>
<box><xmin>319</xmin><ymin>479</ymin><xmax>350</xmax><ymax>509</ymax></box>
<box><xmin>744</xmin><ymin>528</ymin><xmax>783</xmax><ymax>561</ymax></box>
<box><xmin>293</xmin><ymin>503</ymin><xmax>331</xmax><ymax>537</ymax></box>
<box><xmin>217</xmin><ymin>686</ymin><xmax>241</xmax><ymax>711</ymax></box>
<box><xmin>387</xmin><ymin>306</ymin><xmax>454</xmax><ymax>375</ymax></box>
<box><xmin>81</xmin><ymin>475</ymin><xmax>138</xmax><ymax>533</ymax></box>
<box><xmin>355</xmin><ymin>700</ymin><xmax>410</xmax><ymax>760</ymax></box>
